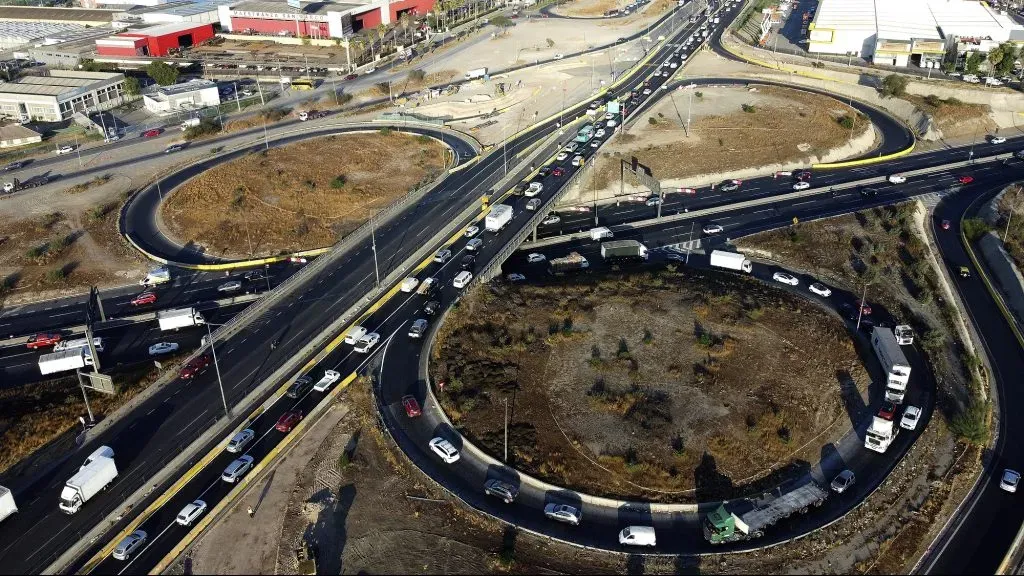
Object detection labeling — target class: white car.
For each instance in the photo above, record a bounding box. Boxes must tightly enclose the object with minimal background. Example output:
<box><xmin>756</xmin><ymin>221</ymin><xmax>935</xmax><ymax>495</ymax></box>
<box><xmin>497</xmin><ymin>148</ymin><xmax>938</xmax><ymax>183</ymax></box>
<box><xmin>887</xmin><ymin>174</ymin><xmax>907</xmax><ymax>184</ymax></box>
<box><xmin>55</xmin><ymin>145</ymin><xmax>74</xmax><ymax>155</ymax></box>
<box><xmin>428</xmin><ymin>437</ymin><xmax>460</xmax><ymax>463</ymax></box>
<box><xmin>217</xmin><ymin>280</ymin><xmax>242</xmax><ymax>293</ymax></box>
<box><xmin>400</xmin><ymin>277</ymin><xmax>419</xmax><ymax>292</ymax></box>
<box><xmin>990</xmin><ymin>136</ymin><xmax>1007</xmax><ymax>144</ymax></box>
<box><xmin>553</xmin><ymin>53</ymin><xmax>564</xmax><ymax>59</ymax></box>
<box><xmin>353</xmin><ymin>332</ymin><xmax>381</xmax><ymax>353</ymax></box>
<box><xmin>544</xmin><ymin>503</ymin><xmax>581</xmax><ymax>525</ymax></box>
<box><xmin>464</xmin><ymin>225</ymin><xmax>480</xmax><ymax>237</ymax></box>
<box><xmin>344</xmin><ymin>326</ymin><xmax>367</xmax><ymax>344</ymax></box>
<box><xmin>453</xmin><ymin>270</ymin><xmax>473</xmax><ymax>288</ymax></box>
<box><xmin>642</xmin><ymin>87</ymin><xmax>652</xmax><ymax>95</ymax></box>
<box><xmin>899</xmin><ymin>405</ymin><xmax>922</xmax><ymax>430</ymax></box>
<box><xmin>526</xmin><ymin>181</ymin><xmax>544</xmax><ymax>197</ymax></box>
<box><xmin>221</xmin><ymin>455</ymin><xmax>254</xmax><ymax>483</ymax></box>
<box><xmin>590</xmin><ymin>140</ymin><xmax>600</xmax><ymax>148</ymax></box>
<box><xmin>313</xmin><ymin>369</ymin><xmax>341</xmax><ymax>392</ymax></box>
<box><xmin>527</xmin><ymin>253</ymin><xmax>546</xmax><ymax>263</ymax></box>
<box><xmin>148</xmin><ymin>342</ymin><xmax>179</xmax><ymax>356</ymax></box>
<box><xmin>466</xmin><ymin>238</ymin><xmax>483</xmax><ymax>251</ymax></box>
<box><xmin>606</xmin><ymin>119</ymin><xmax>618</xmax><ymax>127</ymax></box>
<box><xmin>433</xmin><ymin>249</ymin><xmax>452</xmax><ymax>263</ymax></box>
<box><xmin>112</xmin><ymin>530</ymin><xmax>147</xmax><ymax>561</ymax></box>
<box><xmin>506</xmin><ymin>273</ymin><xmax>526</xmax><ymax>282</ymax></box>
<box><xmin>604</xmin><ymin>113</ymin><xmax>616</xmax><ymax>120</ymax></box>
<box><xmin>702</xmin><ymin>224</ymin><xmax>724</xmax><ymax>235</ymax></box>
<box><xmin>1001</xmin><ymin>469</ymin><xmax>1021</xmax><ymax>493</ymax></box>
<box><xmin>226</xmin><ymin>428</ymin><xmax>255</xmax><ymax>453</ymax></box>
<box><xmin>176</xmin><ymin>500</ymin><xmax>207</xmax><ymax>526</ymax></box>
<box><xmin>772</xmin><ymin>272</ymin><xmax>799</xmax><ymax>286</ymax></box>
<box><xmin>595</xmin><ymin>128</ymin><xmax>606</xmax><ymax>138</ymax></box>
<box><xmin>792</xmin><ymin>181</ymin><xmax>811</xmax><ymax>191</ymax></box>
<box><xmin>556</xmin><ymin>151</ymin><xmax>570</xmax><ymax>161</ymax></box>
<box><xmin>541</xmin><ymin>214</ymin><xmax>561</xmax><ymax>225</ymax></box>
<box><xmin>808</xmin><ymin>282</ymin><xmax>832</xmax><ymax>297</ymax></box>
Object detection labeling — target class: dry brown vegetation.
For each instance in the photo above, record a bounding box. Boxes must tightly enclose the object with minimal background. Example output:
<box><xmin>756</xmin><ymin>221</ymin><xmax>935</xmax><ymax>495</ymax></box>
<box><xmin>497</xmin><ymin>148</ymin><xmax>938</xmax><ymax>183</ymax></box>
<box><xmin>159</xmin><ymin>131</ymin><xmax>446</xmax><ymax>258</ymax></box>
<box><xmin>595</xmin><ymin>86</ymin><xmax>870</xmax><ymax>188</ymax></box>
<box><xmin>905</xmin><ymin>94</ymin><xmax>995</xmax><ymax>139</ymax></box>
<box><xmin>994</xmin><ymin>184</ymin><xmax>1024</xmax><ymax>272</ymax></box>
<box><xmin>433</xmin><ymin>267</ymin><xmax>868</xmax><ymax>501</ymax></box>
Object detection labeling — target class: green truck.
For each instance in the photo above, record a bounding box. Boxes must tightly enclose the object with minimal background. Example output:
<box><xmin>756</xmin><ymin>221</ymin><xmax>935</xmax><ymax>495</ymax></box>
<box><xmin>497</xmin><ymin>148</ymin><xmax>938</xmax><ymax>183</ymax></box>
<box><xmin>703</xmin><ymin>482</ymin><xmax>829</xmax><ymax>544</ymax></box>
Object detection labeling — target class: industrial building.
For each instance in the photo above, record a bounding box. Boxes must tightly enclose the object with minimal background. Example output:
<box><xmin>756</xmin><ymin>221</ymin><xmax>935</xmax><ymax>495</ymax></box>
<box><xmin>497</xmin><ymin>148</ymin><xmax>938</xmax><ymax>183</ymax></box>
<box><xmin>217</xmin><ymin>0</ymin><xmax>435</xmax><ymax>38</ymax></box>
<box><xmin>808</xmin><ymin>0</ymin><xmax>1024</xmax><ymax>67</ymax></box>
<box><xmin>0</xmin><ymin>7</ymin><xmax>120</xmax><ymax>26</ymax></box>
<box><xmin>0</xmin><ymin>70</ymin><xmax>126</xmax><ymax>122</ymax></box>
<box><xmin>0</xmin><ymin>124</ymin><xmax>43</xmax><ymax>149</ymax></box>
<box><xmin>113</xmin><ymin>0</ymin><xmax>237</xmax><ymax>25</ymax></box>
<box><xmin>95</xmin><ymin>21</ymin><xmax>216</xmax><ymax>57</ymax></box>
<box><xmin>142</xmin><ymin>79</ymin><xmax>220</xmax><ymax>113</ymax></box>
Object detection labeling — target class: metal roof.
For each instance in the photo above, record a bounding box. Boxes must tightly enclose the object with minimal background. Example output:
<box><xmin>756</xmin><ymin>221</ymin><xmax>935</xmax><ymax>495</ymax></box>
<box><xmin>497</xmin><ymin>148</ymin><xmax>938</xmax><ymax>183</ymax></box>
<box><xmin>119</xmin><ymin>21</ymin><xmax>214</xmax><ymax>37</ymax></box>
<box><xmin>0</xmin><ymin>7</ymin><xmax>120</xmax><ymax>23</ymax></box>
<box><xmin>231</xmin><ymin>1</ymin><xmax>366</xmax><ymax>16</ymax></box>
<box><xmin>0</xmin><ymin>71</ymin><xmax>122</xmax><ymax>98</ymax></box>
<box><xmin>812</xmin><ymin>0</ymin><xmax>1021</xmax><ymax>40</ymax></box>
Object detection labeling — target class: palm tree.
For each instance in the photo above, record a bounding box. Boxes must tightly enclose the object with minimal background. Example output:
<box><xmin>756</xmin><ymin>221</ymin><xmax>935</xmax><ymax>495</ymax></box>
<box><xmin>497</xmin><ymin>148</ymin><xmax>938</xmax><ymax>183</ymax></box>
<box><xmin>376</xmin><ymin>23</ymin><xmax>388</xmax><ymax>54</ymax></box>
<box><xmin>399</xmin><ymin>12</ymin><xmax>411</xmax><ymax>45</ymax></box>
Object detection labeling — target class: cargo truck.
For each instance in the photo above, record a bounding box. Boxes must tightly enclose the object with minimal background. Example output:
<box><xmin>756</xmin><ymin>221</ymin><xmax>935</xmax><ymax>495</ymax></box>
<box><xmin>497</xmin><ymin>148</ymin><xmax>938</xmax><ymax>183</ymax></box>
<box><xmin>140</xmin><ymin>267</ymin><xmax>171</xmax><ymax>287</ymax></box>
<box><xmin>485</xmin><ymin>204</ymin><xmax>514</xmax><ymax>232</ymax></box>
<box><xmin>548</xmin><ymin>252</ymin><xmax>590</xmax><ymax>275</ymax></box>
<box><xmin>59</xmin><ymin>446</ymin><xmax>118</xmax><ymax>514</ymax></box>
<box><xmin>864</xmin><ymin>415</ymin><xmax>898</xmax><ymax>453</ymax></box>
<box><xmin>575</xmin><ymin>125</ymin><xmax>595</xmax><ymax>143</ymax></box>
<box><xmin>601</xmin><ymin>240</ymin><xmax>649</xmax><ymax>262</ymax></box>
<box><xmin>709</xmin><ymin>250</ymin><xmax>753</xmax><ymax>273</ymax></box>
<box><xmin>871</xmin><ymin>327</ymin><xmax>911</xmax><ymax>404</ymax></box>
<box><xmin>0</xmin><ymin>486</ymin><xmax>17</xmax><ymax>523</ymax></box>
<box><xmin>703</xmin><ymin>482</ymin><xmax>829</xmax><ymax>544</ymax></box>
<box><xmin>465</xmin><ymin>67</ymin><xmax>488</xmax><ymax>80</ymax></box>
<box><xmin>590</xmin><ymin>226</ymin><xmax>613</xmax><ymax>240</ymax></box>
<box><xmin>39</xmin><ymin>348</ymin><xmax>93</xmax><ymax>375</ymax></box>
<box><xmin>180</xmin><ymin>118</ymin><xmax>201</xmax><ymax>131</ymax></box>
<box><xmin>157</xmin><ymin>307</ymin><xmax>206</xmax><ymax>331</ymax></box>
<box><xmin>2</xmin><ymin>176</ymin><xmax>49</xmax><ymax>193</ymax></box>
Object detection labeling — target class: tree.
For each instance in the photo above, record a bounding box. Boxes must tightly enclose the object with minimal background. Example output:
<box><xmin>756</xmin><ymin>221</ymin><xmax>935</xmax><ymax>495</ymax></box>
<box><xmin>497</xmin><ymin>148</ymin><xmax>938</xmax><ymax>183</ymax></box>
<box><xmin>491</xmin><ymin>15</ymin><xmax>513</xmax><ymax>35</ymax></box>
<box><xmin>879</xmin><ymin>74</ymin><xmax>908</xmax><ymax>98</ymax></box>
<box><xmin>399</xmin><ymin>12</ymin><xmax>412</xmax><ymax>44</ymax></box>
<box><xmin>966</xmin><ymin>51</ymin><xmax>985</xmax><ymax>74</ymax></box>
<box><xmin>123</xmin><ymin>77</ymin><xmax>141</xmax><ymax>97</ymax></box>
<box><xmin>145</xmin><ymin>61</ymin><xmax>179</xmax><ymax>86</ymax></box>
<box><xmin>993</xmin><ymin>42</ymin><xmax>1019</xmax><ymax>76</ymax></box>
<box><xmin>376</xmin><ymin>23</ymin><xmax>388</xmax><ymax>53</ymax></box>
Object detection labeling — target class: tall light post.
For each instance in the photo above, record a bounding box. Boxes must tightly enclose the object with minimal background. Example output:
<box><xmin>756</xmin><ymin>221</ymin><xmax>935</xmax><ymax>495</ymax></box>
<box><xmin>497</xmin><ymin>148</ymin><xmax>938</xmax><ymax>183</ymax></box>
<box><xmin>204</xmin><ymin>322</ymin><xmax>231</xmax><ymax>417</ymax></box>
<box><xmin>1004</xmin><ymin>185</ymin><xmax>1022</xmax><ymax>242</ymax></box>
<box><xmin>370</xmin><ymin>214</ymin><xmax>381</xmax><ymax>287</ymax></box>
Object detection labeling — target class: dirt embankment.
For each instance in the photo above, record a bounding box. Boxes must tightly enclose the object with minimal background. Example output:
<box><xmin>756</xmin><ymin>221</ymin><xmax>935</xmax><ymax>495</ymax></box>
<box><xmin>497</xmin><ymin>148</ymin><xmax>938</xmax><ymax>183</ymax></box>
<box><xmin>905</xmin><ymin>94</ymin><xmax>995</xmax><ymax>141</ymax></box>
<box><xmin>432</xmin><ymin>267</ymin><xmax>868</xmax><ymax>501</ymax></box>
<box><xmin>159</xmin><ymin>131</ymin><xmax>445</xmax><ymax>258</ymax></box>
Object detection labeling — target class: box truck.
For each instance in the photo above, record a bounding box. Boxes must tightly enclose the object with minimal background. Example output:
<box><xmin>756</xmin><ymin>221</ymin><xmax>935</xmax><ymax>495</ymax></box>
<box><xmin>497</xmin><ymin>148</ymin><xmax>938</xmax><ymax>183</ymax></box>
<box><xmin>140</xmin><ymin>267</ymin><xmax>171</xmax><ymax>287</ymax></box>
<box><xmin>548</xmin><ymin>252</ymin><xmax>590</xmax><ymax>275</ymax></box>
<box><xmin>590</xmin><ymin>227</ymin><xmax>614</xmax><ymax>240</ymax></box>
<box><xmin>0</xmin><ymin>486</ymin><xmax>17</xmax><ymax>523</ymax></box>
<box><xmin>704</xmin><ymin>482</ymin><xmax>828</xmax><ymax>543</ymax></box>
<box><xmin>601</xmin><ymin>240</ymin><xmax>649</xmax><ymax>262</ymax></box>
<box><xmin>157</xmin><ymin>307</ymin><xmax>206</xmax><ymax>331</ymax></box>
<box><xmin>39</xmin><ymin>348</ymin><xmax>93</xmax><ymax>375</ymax></box>
<box><xmin>485</xmin><ymin>204</ymin><xmax>514</xmax><ymax>232</ymax></box>
<box><xmin>709</xmin><ymin>250</ymin><xmax>753</xmax><ymax>273</ymax></box>
<box><xmin>180</xmin><ymin>118</ymin><xmax>201</xmax><ymax>131</ymax></box>
<box><xmin>871</xmin><ymin>327</ymin><xmax>911</xmax><ymax>404</ymax></box>
<box><xmin>864</xmin><ymin>415</ymin><xmax>898</xmax><ymax>453</ymax></box>
<box><xmin>59</xmin><ymin>446</ymin><xmax>118</xmax><ymax>514</ymax></box>
<box><xmin>465</xmin><ymin>68</ymin><xmax>488</xmax><ymax>80</ymax></box>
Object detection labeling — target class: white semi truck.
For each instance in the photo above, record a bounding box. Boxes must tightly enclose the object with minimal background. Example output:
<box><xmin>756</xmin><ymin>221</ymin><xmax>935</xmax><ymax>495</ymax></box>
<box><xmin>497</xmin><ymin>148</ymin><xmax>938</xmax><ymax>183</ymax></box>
<box><xmin>157</xmin><ymin>307</ymin><xmax>206</xmax><ymax>331</ymax></box>
<box><xmin>485</xmin><ymin>204</ymin><xmax>514</xmax><ymax>232</ymax></box>
<box><xmin>864</xmin><ymin>415</ymin><xmax>898</xmax><ymax>453</ymax></box>
<box><xmin>59</xmin><ymin>446</ymin><xmax>118</xmax><ymax>514</ymax></box>
<box><xmin>871</xmin><ymin>327</ymin><xmax>911</xmax><ymax>404</ymax></box>
<box><xmin>709</xmin><ymin>250</ymin><xmax>753</xmax><ymax>273</ymax></box>
<box><xmin>0</xmin><ymin>486</ymin><xmax>17</xmax><ymax>523</ymax></box>
<box><xmin>600</xmin><ymin>240</ymin><xmax>649</xmax><ymax>262</ymax></box>
<box><xmin>38</xmin><ymin>348</ymin><xmax>93</xmax><ymax>375</ymax></box>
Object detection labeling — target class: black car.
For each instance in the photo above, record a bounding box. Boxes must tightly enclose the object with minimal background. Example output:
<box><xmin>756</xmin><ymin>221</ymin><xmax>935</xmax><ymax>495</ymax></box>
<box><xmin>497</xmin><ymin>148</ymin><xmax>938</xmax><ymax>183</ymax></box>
<box><xmin>513</xmin><ymin>182</ymin><xmax>529</xmax><ymax>196</ymax></box>
<box><xmin>483</xmin><ymin>479</ymin><xmax>519</xmax><ymax>503</ymax></box>
<box><xmin>538</xmin><ymin>166</ymin><xmax>551</xmax><ymax>178</ymax></box>
<box><xmin>243</xmin><ymin>270</ymin><xmax>266</xmax><ymax>282</ymax></box>
<box><xmin>424</xmin><ymin>300</ymin><xmax>441</xmax><ymax>315</ymax></box>
<box><xmin>286</xmin><ymin>376</ymin><xmax>313</xmax><ymax>399</ymax></box>
<box><xmin>860</xmin><ymin>187</ymin><xmax>878</xmax><ymax>198</ymax></box>
<box><xmin>460</xmin><ymin>254</ymin><xmax>476</xmax><ymax>270</ymax></box>
<box><xmin>3</xmin><ymin>161</ymin><xmax>24</xmax><ymax>171</ymax></box>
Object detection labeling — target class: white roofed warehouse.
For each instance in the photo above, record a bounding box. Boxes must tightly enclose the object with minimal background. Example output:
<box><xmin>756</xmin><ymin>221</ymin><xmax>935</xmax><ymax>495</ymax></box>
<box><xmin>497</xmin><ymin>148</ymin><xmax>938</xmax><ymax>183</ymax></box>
<box><xmin>807</xmin><ymin>0</ymin><xmax>1024</xmax><ymax>69</ymax></box>
<box><xmin>0</xmin><ymin>70</ymin><xmax>126</xmax><ymax>123</ymax></box>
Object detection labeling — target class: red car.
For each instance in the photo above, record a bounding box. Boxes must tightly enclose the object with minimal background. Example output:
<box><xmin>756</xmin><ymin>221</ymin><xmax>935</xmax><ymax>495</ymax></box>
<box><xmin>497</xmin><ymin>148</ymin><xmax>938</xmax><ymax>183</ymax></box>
<box><xmin>130</xmin><ymin>292</ymin><xmax>157</xmax><ymax>306</ymax></box>
<box><xmin>551</xmin><ymin>167</ymin><xmax>564</xmax><ymax>177</ymax></box>
<box><xmin>179</xmin><ymin>353</ymin><xmax>212</xmax><ymax>379</ymax></box>
<box><xmin>795</xmin><ymin>171</ymin><xmax>812</xmax><ymax>182</ymax></box>
<box><xmin>142</xmin><ymin>128</ymin><xmax>162</xmax><ymax>138</ymax></box>
<box><xmin>275</xmin><ymin>409</ymin><xmax>304</xmax><ymax>432</ymax></box>
<box><xmin>344</xmin><ymin>74</ymin><xmax>358</xmax><ymax>80</ymax></box>
<box><xmin>26</xmin><ymin>333</ymin><xmax>62</xmax><ymax>349</ymax></box>
<box><xmin>678</xmin><ymin>187</ymin><xmax>698</xmax><ymax>195</ymax></box>
<box><xmin>856</xmin><ymin>300</ymin><xmax>873</xmax><ymax>316</ymax></box>
<box><xmin>957</xmin><ymin>175</ymin><xmax>974</xmax><ymax>184</ymax></box>
<box><xmin>402</xmin><ymin>395</ymin><xmax>422</xmax><ymax>418</ymax></box>
<box><xmin>878</xmin><ymin>401</ymin><xmax>897</xmax><ymax>420</ymax></box>
<box><xmin>941</xmin><ymin>219</ymin><xmax>951</xmax><ymax>230</ymax></box>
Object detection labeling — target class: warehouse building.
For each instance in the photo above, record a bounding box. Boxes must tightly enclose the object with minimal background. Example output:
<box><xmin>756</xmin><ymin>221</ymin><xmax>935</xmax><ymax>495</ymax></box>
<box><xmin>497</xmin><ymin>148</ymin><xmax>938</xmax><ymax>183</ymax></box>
<box><xmin>0</xmin><ymin>70</ymin><xmax>126</xmax><ymax>122</ymax></box>
<box><xmin>114</xmin><ymin>0</ymin><xmax>237</xmax><ymax>25</ymax></box>
<box><xmin>142</xmin><ymin>79</ymin><xmax>220</xmax><ymax>113</ymax></box>
<box><xmin>808</xmin><ymin>0</ymin><xmax>1024</xmax><ymax>68</ymax></box>
<box><xmin>95</xmin><ymin>21</ymin><xmax>216</xmax><ymax>57</ymax></box>
<box><xmin>0</xmin><ymin>7</ymin><xmax>121</xmax><ymax>27</ymax></box>
<box><xmin>217</xmin><ymin>0</ymin><xmax>434</xmax><ymax>38</ymax></box>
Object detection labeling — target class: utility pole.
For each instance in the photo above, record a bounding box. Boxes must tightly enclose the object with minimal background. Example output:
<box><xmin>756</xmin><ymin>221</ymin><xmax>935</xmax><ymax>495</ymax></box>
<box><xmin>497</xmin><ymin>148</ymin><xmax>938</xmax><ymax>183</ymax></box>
<box><xmin>686</xmin><ymin>221</ymin><xmax>694</xmax><ymax>264</ymax></box>
<box><xmin>256</xmin><ymin>77</ymin><xmax>265</xmax><ymax>106</ymax></box>
<box><xmin>76</xmin><ymin>370</ymin><xmax>95</xmax><ymax>425</ymax></box>
<box><xmin>1004</xmin><ymin>185</ymin><xmax>1022</xmax><ymax>242</ymax></box>
<box><xmin>234</xmin><ymin>81</ymin><xmax>241</xmax><ymax>112</ymax></box>
<box><xmin>370</xmin><ymin>215</ymin><xmax>381</xmax><ymax>286</ymax></box>
<box><xmin>504</xmin><ymin>397</ymin><xmax>508</xmax><ymax>462</ymax></box>
<box><xmin>855</xmin><ymin>284</ymin><xmax>868</xmax><ymax>331</ymax></box>
<box><xmin>262</xmin><ymin>116</ymin><xmax>270</xmax><ymax>150</ymax></box>
<box><xmin>205</xmin><ymin>322</ymin><xmax>231</xmax><ymax>417</ymax></box>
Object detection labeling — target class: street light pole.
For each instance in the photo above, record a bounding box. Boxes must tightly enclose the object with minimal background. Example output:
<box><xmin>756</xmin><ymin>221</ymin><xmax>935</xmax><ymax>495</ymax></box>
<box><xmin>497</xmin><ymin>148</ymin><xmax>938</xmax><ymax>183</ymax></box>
<box><xmin>1004</xmin><ymin>186</ymin><xmax>1022</xmax><ymax>242</ymax></box>
<box><xmin>855</xmin><ymin>284</ymin><xmax>868</xmax><ymax>331</ymax></box>
<box><xmin>205</xmin><ymin>322</ymin><xmax>231</xmax><ymax>417</ymax></box>
<box><xmin>370</xmin><ymin>215</ymin><xmax>381</xmax><ymax>286</ymax></box>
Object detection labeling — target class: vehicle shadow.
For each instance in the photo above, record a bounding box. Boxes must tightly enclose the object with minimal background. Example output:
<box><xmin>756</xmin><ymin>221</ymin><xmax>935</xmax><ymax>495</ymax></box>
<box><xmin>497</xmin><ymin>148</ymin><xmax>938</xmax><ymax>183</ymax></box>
<box><xmin>835</xmin><ymin>368</ymin><xmax>867</xmax><ymax>435</ymax></box>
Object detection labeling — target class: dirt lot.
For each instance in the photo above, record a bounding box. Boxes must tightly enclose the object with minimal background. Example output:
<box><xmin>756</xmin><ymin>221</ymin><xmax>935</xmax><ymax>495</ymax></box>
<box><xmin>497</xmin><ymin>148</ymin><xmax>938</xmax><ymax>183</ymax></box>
<box><xmin>556</xmin><ymin>0</ymin><xmax>656</xmax><ymax>17</ymax></box>
<box><xmin>585</xmin><ymin>85</ymin><xmax>872</xmax><ymax>198</ymax></box>
<box><xmin>159</xmin><ymin>131</ymin><xmax>445</xmax><ymax>258</ymax></box>
<box><xmin>904</xmin><ymin>94</ymin><xmax>996</xmax><ymax>140</ymax></box>
<box><xmin>431</xmin><ymin>267</ymin><xmax>868</xmax><ymax>501</ymax></box>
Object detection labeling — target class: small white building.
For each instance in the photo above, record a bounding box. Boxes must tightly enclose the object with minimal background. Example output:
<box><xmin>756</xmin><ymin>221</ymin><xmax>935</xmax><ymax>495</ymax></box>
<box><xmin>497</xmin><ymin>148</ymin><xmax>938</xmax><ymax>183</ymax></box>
<box><xmin>0</xmin><ymin>70</ymin><xmax>126</xmax><ymax>122</ymax></box>
<box><xmin>142</xmin><ymin>79</ymin><xmax>220</xmax><ymax>114</ymax></box>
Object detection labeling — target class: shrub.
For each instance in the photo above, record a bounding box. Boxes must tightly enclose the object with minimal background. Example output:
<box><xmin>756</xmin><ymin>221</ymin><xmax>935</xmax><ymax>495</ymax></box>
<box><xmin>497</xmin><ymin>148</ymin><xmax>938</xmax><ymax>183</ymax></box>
<box><xmin>695</xmin><ymin>91</ymin><xmax>703</xmax><ymax>98</ymax></box>
<box><xmin>374</xmin><ymin>82</ymin><xmax>391</xmax><ymax>96</ymax></box>
<box><xmin>379</xmin><ymin>127</ymin><xmax>393</xmax><ymax>136</ymax></box>
<box><xmin>46</xmin><ymin>268</ymin><xmax>66</xmax><ymax>283</ymax></box>
<box><xmin>950</xmin><ymin>400</ymin><xmax>989</xmax><ymax>445</ymax></box>
<box><xmin>880</xmin><ymin>74</ymin><xmax>909</xmax><ymax>98</ymax></box>
<box><xmin>962</xmin><ymin>218</ymin><xmax>992</xmax><ymax>241</ymax></box>
<box><xmin>617</xmin><ymin>337</ymin><xmax>630</xmax><ymax>357</ymax></box>
<box><xmin>697</xmin><ymin>333</ymin><xmax>713</xmax><ymax>348</ymax></box>
<box><xmin>408</xmin><ymin>68</ymin><xmax>426</xmax><ymax>82</ymax></box>
<box><xmin>838</xmin><ymin>115</ymin><xmax>855</xmax><ymax>129</ymax></box>
<box><xmin>741</xmin><ymin>103</ymin><xmax>756</xmax><ymax>113</ymax></box>
<box><xmin>330</xmin><ymin>175</ymin><xmax>347</xmax><ymax>189</ymax></box>
<box><xmin>183</xmin><ymin>119</ymin><xmax>221</xmax><ymax>141</ymax></box>
<box><xmin>945</xmin><ymin>96</ymin><xmax>962</xmax><ymax>106</ymax></box>
<box><xmin>546</xmin><ymin>38</ymin><xmax>555</xmax><ymax>48</ymax></box>
<box><xmin>642</xmin><ymin>329</ymin><xmax>653</xmax><ymax>344</ymax></box>
<box><xmin>924</xmin><ymin>94</ymin><xmax>944</xmax><ymax>108</ymax></box>
<box><xmin>648</xmin><ymin>116</ymin><xmax>658</xmax><ymax>125</ymax></box>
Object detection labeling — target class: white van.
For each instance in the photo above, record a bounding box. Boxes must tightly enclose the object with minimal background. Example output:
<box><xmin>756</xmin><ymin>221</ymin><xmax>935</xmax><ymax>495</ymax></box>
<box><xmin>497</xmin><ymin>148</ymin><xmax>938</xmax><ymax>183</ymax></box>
<box><xmin>400</xmin><ymin>277</ymin><xmax>419</xmax><ymax>292</ymax></box>
<box><xmin>344</xmin><ymin>326</ymin><xmax>367</xmax><ymax>345</ymax></box>
<box><xmin>618</xmin><ymin>525</ymin><xmax>656</xmax><ymax>546</ymax></box>
<box><xmin>453</xmin><ymin>270</ymin><xmax>473</xmax><ymax>289</ymax></box>
<box><xmin>55</xmin><ymin>337</ymin><xmax>104</xmax><ymax>353</ymax></box>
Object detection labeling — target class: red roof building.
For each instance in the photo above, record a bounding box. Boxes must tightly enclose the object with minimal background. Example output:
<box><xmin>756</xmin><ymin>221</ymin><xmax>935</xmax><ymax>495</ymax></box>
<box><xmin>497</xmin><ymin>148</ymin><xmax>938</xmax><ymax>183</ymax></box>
<box><xmin>96</xmin><ymin>22</ymin><xmax>216</xmax><ymax>57</ymax></box>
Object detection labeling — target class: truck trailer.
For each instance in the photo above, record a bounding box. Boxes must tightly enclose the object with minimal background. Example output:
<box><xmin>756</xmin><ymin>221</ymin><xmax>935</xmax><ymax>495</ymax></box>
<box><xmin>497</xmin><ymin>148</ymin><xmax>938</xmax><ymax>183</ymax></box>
<box><xmin>548</xmin><ymin>252</ymin><xmax>590</xmax><ymax>275</ymax></box>
<box><xmin>180</xmin><ymin>117</ymin><xmax>201</xmax><ymax>131</ymax></box>
<box><xmin>703</xmin><ymin>482</ymin><xmax>829</xmax><ymax>544</ymax></box>
<box><xmin>709</xmin><ymin>250</ymin><xmax>753</xmax><ymax>273</ymax></box>
<box><xmin>38</xmin><ymin>348</ymin><xmax>93</xmax><ymax>375</ymax></box>
<box><xmin>2</xmin><ymin>176</ymin><xmax>50</xmax><ymax>193</ymax></box>
<box><xmin>864</xmin><ymin>415</ymin><xmax>898</xmax><ymax>453</ymax></box>
<box><xmin>465</xmin><ymin>67</ymin><xmax>488</xmax><ymax>80</ymax></box>
<box><xmin>0</xmin><ymin>486</ymin><xmax>17</xmax><ymax>524</ymax></box>
<box><xmin>59</xmin><ymin>446</ymin><xmax>118</xmax><ymax>514</ymax></box>
<box><xmin>590</xmin><ymin>226</ymin><xmax>614</xmax><ymax>240</ymax></box>
<box><xmin>601</xmin><ymin>240</ymin><xmax>649</xmax><ymax>262</ymax></box>
<box><xmin>871</xmin><ymin>327</ymin><xmax>911</xmax><ymax>404</ymax></box>
<box><xmin>157</xmin><ymin>307</ymin><xmax>206</xmax><ymax>331</ymax></box>
<box><xmin>485</xmin><ymin>204</ymin><xmax>514</xmax><ymax>232</ymax></box>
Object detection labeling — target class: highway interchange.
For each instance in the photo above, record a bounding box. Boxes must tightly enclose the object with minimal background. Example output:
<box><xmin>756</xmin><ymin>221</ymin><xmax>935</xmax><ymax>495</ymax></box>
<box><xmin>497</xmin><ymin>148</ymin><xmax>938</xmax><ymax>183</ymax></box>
<box><xmin>0</xmin><ymin>0</ymin><xmax>1022</xmax><ymax>573</ymax></box>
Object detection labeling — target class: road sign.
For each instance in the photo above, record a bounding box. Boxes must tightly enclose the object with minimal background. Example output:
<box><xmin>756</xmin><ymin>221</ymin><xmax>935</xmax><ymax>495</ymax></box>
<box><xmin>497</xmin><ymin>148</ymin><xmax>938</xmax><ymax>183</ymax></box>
<box><xmin>81</xmin><ymin>371</ymin><xmax>115</xmax><ymax>395</ymax></box>
<box><xmin>608</xmin><ymin>101</ymin><xmax>620</xmax><ymax>114</ymax></box>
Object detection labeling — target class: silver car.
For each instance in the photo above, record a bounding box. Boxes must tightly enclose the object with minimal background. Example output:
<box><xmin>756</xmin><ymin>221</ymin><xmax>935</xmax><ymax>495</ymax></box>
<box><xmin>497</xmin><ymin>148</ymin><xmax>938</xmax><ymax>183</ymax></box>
<box><xmin>112</xmin><ymin>530</ymin><xmax>147</xmax><ymax>561</ymax></box>
<box><xmin>217</xmin><ymin>280</ymin><xmax>242</xmax><ymax>293</ymax></box>
<box><xmin>226</xmin><ymin>428</ymin><xmax>255</xmax><ymax>453</ymax></box>
<box><xmin>176</xmin><ymin>500</ymin><xmax>207</xmax><ymax>526</ymax></box>
<box><xmin>222</xmin><ymin>455</ymin><xmax>254</xmax><ymax>483</ymax></box>
<box><xmin>544</xmin><ymin>503</ymin><xmax>581</xmax><ymax>525</ymax></box>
